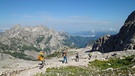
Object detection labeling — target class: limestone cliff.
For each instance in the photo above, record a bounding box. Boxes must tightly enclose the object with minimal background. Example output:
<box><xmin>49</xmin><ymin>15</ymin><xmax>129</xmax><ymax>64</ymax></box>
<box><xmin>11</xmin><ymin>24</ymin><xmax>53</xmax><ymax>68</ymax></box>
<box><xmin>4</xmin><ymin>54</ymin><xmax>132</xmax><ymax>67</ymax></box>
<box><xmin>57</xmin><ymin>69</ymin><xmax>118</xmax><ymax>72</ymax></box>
<box><xmin>91</xmin><ymin>10</ymin><xmax>135</xmax><ymax>53</ymax></box>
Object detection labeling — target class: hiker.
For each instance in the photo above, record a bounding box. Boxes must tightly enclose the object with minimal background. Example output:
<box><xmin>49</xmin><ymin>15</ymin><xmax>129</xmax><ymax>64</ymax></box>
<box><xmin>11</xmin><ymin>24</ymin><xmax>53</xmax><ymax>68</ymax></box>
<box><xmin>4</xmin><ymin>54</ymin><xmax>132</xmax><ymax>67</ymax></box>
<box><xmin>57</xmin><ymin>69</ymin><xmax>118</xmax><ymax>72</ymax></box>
<box><xmin>38</xmin><ymin>51</ymin><xmax>45</xmax><ymax>69</ymax></box>
<box><xmin>88</xmin><ymin>52</ymin><xmax>92</xmax><ymax>60</ymax></box>
<box><xmin>62</xmin><ymin>49</ymin><xmax>68</xmax><ymax>63</ymax></box>
<box><xmin>75</xmin><ymin>52</ymin><xmax>79</xmax><ymax>62</ymax></box>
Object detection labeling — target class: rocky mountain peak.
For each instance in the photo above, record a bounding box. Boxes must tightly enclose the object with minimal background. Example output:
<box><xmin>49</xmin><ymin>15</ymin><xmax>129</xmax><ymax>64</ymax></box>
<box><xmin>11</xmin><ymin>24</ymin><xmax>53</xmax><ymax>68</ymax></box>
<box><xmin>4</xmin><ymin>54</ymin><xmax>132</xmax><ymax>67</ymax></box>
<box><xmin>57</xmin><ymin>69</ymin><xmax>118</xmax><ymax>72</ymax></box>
<box><xmin>32</xmin><ymin>25</ymin><xmax>49</xmax><ymax>32</ymax></box>
<box><xmin>125</xmin><ymin>10</ymin><xmax>135</xmax><ymax>23</ymax></box>
<box><xmin>91</xmin><ymin>10</ymin><xmax>135</xmax><ymax>53</ymax></box>
<box><xmin>12</xmin><ymin>24</ymin><xmax>22</xmax><ymax>30</ymax></box>
<box><xmin>118</xmin><ymin>11</ymin><xmax>135</xmax><ymax>40</ymax></box>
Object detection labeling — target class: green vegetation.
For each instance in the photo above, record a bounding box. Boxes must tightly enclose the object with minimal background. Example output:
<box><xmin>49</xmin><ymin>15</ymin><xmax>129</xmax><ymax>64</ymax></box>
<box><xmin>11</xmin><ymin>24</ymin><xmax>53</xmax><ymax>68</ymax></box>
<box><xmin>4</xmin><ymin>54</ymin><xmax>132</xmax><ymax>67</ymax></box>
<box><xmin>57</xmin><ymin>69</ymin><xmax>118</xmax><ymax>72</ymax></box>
<box><xmin>89</xmin><ymin>55</ymin><xmax>135</xmax><ymax>70</ymax></box>
<box><xmin>21</xmin><ymin>45</ymin><xmax>41</xmax><ymax>52</ymax></box>
<box><xmin>35</xmin><ymin>55</ymin><xmax>135</xmax><ymax>76</ymax></box>
<box><xmin>45</xmin><ymin>52</ymin><xmax>61</xmax><ymax>59</ymax></box>
<box><xmin>35</xmin><ymin>66</ymin><xmax>93</xmax><ymax>76</ymax></box>
<box><xmin>44</xmin><ymin>35</ymin><xmax>52</xmax><ymax>44</ymax></box>
<box><xmin>2</xmin><ymin>51</ymin><xmax>32</xmax><ymax>60</ymax></box>
<box><xmin>0</xmin><ymin>43</ymin><xmax>11</xmax><ymax>51</ymax></box>
<box><xmin>46</xmin><ymin>66</ymin><xmax>92</xmax><ymax>76</ymax></box>
<box><xmin>0</xmin><ymin>37</ymin><xmax>42</xmax><ymax>52</ymax></box>
<box><xmin>9</xmin><ymin>37</ymin><xmax>23</xmax><ymax>51</ymax></box>
<box><xmin>44</xmin><ymin>47</ymin><xmax>51</xmax><ymax>54</ymax></box>
<box><xmin>35</xmin><ymin>72</ymin><xmax>45</xmax><ymax>76</ymax></box>
<box><xmin>36</xmin><ymin>35</ymin><xmax>45</xmax><ymax>44</ymax></box>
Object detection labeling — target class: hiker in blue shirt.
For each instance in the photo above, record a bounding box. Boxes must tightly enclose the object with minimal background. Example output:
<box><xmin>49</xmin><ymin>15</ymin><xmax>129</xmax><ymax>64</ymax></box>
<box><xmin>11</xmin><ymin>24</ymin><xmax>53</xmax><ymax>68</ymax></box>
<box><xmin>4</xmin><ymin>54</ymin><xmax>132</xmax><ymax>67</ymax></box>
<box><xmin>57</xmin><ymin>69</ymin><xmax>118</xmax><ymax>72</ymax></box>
<box><xmin>62</xmin><ymin>49</ymin><xmax>68</xmax><ymax>63</ymax></box>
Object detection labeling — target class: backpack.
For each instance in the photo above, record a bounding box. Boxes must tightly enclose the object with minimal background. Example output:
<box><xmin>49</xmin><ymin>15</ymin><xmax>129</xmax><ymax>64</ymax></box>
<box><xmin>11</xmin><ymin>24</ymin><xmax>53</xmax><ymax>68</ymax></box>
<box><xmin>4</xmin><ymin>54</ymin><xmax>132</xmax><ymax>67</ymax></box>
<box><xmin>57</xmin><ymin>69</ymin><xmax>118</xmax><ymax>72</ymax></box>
<box><xmin>38</xmin><ymin>51</ymin><xmax>44</xmax><ymax>61</ymax></box>
<box><xmin>38</xmin><ymin>55</ymin><xmax>41</xmax><ymax>60</ymax></box>
<box><xmin>37</xmin><ymin>55</ymin><xmax>44</xmax><ymax>61</ymax></box>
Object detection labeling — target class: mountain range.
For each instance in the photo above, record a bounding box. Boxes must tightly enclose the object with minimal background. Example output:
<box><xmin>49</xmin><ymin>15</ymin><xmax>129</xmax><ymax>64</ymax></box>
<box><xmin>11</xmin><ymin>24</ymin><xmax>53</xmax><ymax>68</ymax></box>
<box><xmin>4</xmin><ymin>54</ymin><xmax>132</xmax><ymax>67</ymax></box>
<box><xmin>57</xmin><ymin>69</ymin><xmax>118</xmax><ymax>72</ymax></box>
<box><xmin>0</xmin><ymin>24</ymin><xmax>95</xmax><ymax>59</ymax></box>
<box><xmin>0</xmin><ymin>25</ymin><xmax>74</xmax><ymax>59</ymax></box>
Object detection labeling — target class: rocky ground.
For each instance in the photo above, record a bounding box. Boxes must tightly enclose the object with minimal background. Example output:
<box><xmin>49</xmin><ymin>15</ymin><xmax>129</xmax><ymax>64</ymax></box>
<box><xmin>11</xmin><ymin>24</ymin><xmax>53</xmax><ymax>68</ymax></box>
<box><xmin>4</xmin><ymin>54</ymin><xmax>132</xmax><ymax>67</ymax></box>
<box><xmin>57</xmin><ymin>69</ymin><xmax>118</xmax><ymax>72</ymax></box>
<box><xmin>0</xmin><ymin>47</ymin><xmax>135</xmax><ymax>76</ymax></box>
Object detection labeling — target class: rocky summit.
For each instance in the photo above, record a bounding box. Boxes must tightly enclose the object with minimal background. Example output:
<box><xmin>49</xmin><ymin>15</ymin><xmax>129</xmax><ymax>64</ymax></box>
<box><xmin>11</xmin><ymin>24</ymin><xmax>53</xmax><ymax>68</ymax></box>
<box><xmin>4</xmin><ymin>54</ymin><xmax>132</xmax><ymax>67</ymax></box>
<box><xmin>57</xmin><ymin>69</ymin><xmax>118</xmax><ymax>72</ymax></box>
<box><xmin>91</xmin><ymin>10</ymin><xmax>135</xmax><ymax>53</ymax></box>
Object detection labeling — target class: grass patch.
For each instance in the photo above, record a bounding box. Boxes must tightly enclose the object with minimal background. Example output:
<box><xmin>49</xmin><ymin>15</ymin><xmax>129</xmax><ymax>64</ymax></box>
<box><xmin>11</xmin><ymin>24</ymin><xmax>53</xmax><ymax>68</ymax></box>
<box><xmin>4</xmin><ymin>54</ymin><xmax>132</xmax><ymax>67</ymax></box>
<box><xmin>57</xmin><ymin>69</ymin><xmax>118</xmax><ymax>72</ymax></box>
<box><xmin>2</xmin><ymin>52</ymin><xmax>32</xmax><ymax>60</ymax></box>
<box><xmin>21</xmin><ymin>45</ymin><xmax>41</xmax><ymax>52</ymax></box>
<box><xmin>45</xmin><ymin>52</ymin><xmax>62</xmax><ymax>59</ymax></box>
<box><xmin>45</xmin><ymin>66</ymin><xmax>93</xmax><ymax>76</ymax></box>
<box><xmin>35</xmin><ymin>72</ymin><xmax>45</xmax><ymax>76</ymax></box>
<box><xmin>89</xmin><ymin>55</ymin><xmax>135</xmax><ymax>70</ymax></box>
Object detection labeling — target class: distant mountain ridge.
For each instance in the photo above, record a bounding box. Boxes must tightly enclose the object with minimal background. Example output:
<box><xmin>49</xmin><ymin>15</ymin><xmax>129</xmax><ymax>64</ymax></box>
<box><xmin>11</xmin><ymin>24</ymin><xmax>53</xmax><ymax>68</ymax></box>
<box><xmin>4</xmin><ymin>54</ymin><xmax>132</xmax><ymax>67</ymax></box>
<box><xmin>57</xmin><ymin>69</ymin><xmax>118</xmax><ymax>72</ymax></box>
<box><xmin>69</xmin><ymin>30</ymin><xmax>117</xmax><ymax>38</ymax></box>
<box><xmin>0</xmin><ymin>25</ymin><xmax>76</xmax><ymax>59</ymax></box>
<box><xmin>91</xmin><ymin>10</ymin><xmax>135</xmax><ymax>53</ymax></box>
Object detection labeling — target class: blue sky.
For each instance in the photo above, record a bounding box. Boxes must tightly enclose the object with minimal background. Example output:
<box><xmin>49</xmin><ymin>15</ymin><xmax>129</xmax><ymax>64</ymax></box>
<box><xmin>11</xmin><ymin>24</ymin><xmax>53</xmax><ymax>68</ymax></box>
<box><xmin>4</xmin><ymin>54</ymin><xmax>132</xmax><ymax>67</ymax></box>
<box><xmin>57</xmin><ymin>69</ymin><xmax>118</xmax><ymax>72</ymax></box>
<box><xmin>0</xmin><ymin>0</ymin><xmax>135</xmax><ymax>33</ymax></box>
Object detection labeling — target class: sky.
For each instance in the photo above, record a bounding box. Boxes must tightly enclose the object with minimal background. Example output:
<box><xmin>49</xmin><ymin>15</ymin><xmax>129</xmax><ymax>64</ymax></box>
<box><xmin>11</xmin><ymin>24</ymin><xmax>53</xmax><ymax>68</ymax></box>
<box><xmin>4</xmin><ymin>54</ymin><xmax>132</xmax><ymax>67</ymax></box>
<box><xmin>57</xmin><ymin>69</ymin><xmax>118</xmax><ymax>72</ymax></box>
<box><xmin>0</xmin><ymin>0</ymin><xmax>135</xmax><ymax>33</ymax></box>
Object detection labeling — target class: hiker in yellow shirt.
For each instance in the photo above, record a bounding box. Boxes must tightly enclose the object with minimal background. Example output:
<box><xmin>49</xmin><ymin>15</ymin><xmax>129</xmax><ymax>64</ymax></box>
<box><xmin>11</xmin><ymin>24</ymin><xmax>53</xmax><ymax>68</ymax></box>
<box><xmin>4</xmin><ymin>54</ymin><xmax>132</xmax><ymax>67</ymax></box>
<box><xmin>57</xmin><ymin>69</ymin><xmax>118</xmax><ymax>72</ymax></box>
<box><xmin>38</xmin><ymin>51</ymin><xmax>45</xmax><ymax>69</ymax></box>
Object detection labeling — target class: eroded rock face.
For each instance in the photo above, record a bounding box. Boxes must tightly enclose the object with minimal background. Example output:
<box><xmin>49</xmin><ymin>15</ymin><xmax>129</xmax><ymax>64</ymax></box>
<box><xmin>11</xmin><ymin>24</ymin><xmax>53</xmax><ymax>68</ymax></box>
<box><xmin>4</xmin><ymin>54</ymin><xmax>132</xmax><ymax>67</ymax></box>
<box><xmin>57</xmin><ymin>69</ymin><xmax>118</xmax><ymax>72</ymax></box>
<box><xmin>92</xmin><ymin>10</ymin><xmax>135</xmax><ymax>53</ymax></box>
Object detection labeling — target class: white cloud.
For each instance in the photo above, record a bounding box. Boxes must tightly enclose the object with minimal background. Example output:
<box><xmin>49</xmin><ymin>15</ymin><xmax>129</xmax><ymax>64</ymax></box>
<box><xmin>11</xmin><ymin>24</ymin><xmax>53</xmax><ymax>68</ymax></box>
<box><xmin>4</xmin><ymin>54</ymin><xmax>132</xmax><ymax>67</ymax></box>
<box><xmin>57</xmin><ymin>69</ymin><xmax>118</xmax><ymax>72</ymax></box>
<box><xmin>109</xmin><ymin>28</ymin><xmax>116</xmax><ymax>31</ymax></box>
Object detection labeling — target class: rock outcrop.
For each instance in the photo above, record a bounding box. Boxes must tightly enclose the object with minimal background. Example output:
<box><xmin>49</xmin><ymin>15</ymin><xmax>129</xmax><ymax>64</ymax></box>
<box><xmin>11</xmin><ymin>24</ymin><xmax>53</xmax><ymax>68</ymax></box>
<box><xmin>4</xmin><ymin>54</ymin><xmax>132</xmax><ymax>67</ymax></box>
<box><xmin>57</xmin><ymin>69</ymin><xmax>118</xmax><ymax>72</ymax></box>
<box><xmin>91</xmin><ymin>10</ymin><xmax>135</xmax><ymax>53</ymax></box>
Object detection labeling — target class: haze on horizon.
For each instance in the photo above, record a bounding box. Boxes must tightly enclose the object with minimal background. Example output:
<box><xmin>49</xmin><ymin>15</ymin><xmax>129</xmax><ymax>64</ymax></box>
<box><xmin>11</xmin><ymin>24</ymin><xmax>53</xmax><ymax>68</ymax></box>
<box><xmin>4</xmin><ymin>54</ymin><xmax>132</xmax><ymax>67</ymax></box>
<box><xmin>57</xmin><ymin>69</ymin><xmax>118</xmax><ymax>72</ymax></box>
<box><xmin>0</xmin><ymin>0</ymin><xmax>135</xmax><ymax>33</ymax></box>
